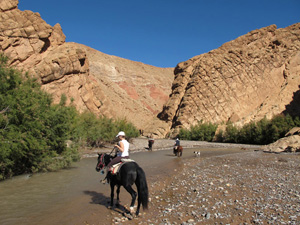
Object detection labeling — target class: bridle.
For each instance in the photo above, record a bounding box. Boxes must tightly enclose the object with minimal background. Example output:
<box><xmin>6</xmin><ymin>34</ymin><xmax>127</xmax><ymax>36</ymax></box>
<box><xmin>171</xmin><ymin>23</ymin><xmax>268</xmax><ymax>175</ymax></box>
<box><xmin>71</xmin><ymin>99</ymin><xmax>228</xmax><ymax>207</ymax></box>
<box><xmin>96</xmin><ymin>148</ymin><xmax>116</xmax><ymax>172</ymax></box>
<box><xmin>96</xmin><ymin>154</ymin><xmax>105</xmax><ymax>171</ymax></box>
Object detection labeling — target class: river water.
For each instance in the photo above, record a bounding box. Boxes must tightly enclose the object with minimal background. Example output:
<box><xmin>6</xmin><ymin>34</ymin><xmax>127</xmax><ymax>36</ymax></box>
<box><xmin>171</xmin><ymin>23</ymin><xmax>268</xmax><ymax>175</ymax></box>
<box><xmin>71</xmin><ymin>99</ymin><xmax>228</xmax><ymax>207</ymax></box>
<box><xmin>0</xmin><ymin>147</ymin><xmax>246</xmax><ymax>225</ymax></box>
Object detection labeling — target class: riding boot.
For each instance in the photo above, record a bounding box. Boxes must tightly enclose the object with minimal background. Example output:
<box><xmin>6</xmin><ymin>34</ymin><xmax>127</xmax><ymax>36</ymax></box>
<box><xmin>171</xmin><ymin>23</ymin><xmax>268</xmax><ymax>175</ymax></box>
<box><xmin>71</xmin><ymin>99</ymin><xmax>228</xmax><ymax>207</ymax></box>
<box><xmin>101</xmin><ymin>175</ymin><xmax>107</xmax><ymax>184</ymax></box>
<box><xmin>101</xmin><ymin>169</ymin><xmax>110</xmax><ymax>184</ymax></box>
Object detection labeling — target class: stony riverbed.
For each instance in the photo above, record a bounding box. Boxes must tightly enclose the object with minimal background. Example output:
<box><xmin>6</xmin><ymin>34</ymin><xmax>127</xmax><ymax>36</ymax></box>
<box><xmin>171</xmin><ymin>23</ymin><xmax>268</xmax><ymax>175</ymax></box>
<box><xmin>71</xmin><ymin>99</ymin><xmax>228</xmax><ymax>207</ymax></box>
<box><xmin>110</xmin><ymin>150</ymin><xmax>300</xmax><ymax>224</ymax></box>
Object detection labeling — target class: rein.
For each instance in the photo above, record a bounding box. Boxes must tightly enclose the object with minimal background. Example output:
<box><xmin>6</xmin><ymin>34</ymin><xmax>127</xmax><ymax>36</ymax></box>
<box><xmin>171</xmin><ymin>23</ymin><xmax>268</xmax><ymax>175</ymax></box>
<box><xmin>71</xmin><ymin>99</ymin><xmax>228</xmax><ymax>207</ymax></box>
<box><xmin>97</xmin><ymin>154</ymin><xmax>105</xmax><ymax>169</ymax></box>
<box><xmin>97</xmin><ymin>147</ymin><xmax>115</xmax><ymax>169</ymax></box>
<box><xmin>109</xmin><ymin>147</ymin><xmax>116</xmax><ymax>156</ymax></box>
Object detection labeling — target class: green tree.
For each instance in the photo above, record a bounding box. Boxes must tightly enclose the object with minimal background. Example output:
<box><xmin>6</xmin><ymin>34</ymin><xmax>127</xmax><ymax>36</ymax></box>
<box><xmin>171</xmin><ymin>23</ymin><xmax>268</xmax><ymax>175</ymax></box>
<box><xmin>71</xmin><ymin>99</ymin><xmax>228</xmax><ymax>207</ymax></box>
<box><xmin>0</xmin><ymin>55</ymin><xmax>79</xmax><ymax>179</ymax></box>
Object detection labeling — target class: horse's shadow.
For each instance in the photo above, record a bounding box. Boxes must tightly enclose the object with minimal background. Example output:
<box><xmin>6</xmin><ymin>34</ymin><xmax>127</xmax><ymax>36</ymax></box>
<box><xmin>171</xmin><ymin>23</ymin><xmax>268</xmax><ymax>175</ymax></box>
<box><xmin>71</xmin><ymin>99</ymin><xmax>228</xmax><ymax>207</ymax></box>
<box><xmin>83</xmin><ymin>190</ymin><xmax>133</xmax><ymax>219</ymax></box>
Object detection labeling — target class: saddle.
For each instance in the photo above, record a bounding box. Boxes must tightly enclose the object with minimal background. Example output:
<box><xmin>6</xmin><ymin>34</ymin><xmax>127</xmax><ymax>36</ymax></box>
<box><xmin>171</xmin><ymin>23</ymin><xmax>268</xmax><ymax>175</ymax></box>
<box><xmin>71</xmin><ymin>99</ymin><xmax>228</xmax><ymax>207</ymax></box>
<box><xmin>109</xmin><ymin>158</ymin><xmax>135</xmax><ymax>175</ymax></box>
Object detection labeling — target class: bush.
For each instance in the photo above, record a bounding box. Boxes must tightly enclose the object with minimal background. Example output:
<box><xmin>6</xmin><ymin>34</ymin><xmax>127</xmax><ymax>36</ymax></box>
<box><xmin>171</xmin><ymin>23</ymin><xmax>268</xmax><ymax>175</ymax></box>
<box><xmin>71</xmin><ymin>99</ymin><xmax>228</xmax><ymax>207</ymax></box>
<box><xmin>223</xmin><ymin>123</ymin><xmax>239</xmax><ymax>143</ymax></box>
<box><xmin>0</xmin><ymin>56</ymin><xmax>81</xmax><ymax>179</ymax></box>
<box><xmin>0</xmin><ymin>54</ymin><xmax>140</xmax><ymax>180</ymax></box>
<box><xmin>178</xmin><ymin>114</ymin><xmax>299</xmax><ymax>145</ymax></box>
<box><xmin>73</xmin><ymin>112</ymin><xmax>139</xmax><ymax>147</ymax></box>
<box><xmin>179</xmin><ymin>121</ymin><xmax>218</xmax><ymax>141</ymax></box>
<box><xmin>221</xmin><ymin>115</ymin><xmax>299</xmax><ymax>145</ymax></box>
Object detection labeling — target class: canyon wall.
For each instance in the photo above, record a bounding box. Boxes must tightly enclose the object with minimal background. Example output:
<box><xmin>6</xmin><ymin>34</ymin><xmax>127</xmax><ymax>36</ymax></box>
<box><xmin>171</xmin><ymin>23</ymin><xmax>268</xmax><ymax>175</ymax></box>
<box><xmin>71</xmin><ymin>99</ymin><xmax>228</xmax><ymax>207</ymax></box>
<box><xmin>0</xmin><ymin>0</ymin><xmax>174</xmax><ymax>130</ymax></box>
<box><xmin>2</xmin><ymin>0</ymin><xmax>300</xmax><ymax>138</ymax></box>
<box><xmin>152</xmin><ymin>23</ymin><xmax>300</xmax><ymax>137</ymax></box>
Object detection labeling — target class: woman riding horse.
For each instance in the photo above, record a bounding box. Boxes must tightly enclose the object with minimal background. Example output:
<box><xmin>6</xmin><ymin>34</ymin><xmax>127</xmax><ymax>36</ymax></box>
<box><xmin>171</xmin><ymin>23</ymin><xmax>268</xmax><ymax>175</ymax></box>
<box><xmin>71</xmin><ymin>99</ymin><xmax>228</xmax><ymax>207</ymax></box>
<box><xmin>96</xmin><ymin>145</ymin><xmax>148</xmax><ymax>215</ymax></box>
<box><xmin>102</xmin><ymin>131</ymin><xmax>129</xmax><ymax>184</ymax></box>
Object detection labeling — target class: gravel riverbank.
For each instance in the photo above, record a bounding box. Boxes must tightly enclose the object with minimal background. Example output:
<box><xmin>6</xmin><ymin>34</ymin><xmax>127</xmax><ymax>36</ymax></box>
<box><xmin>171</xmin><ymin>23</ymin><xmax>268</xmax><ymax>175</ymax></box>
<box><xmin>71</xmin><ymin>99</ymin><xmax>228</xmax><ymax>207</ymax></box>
<box><xmin>137</xmin><ymin>151</ymin><xmax>300</xmax><ymax>225</ymax></box>
<box><xmin>102</xmin><ymin>139</ymin><xmax>300</xmax><ymax>225</ymax></box>
<box><xmin>80</xmin><ymin>138</ymin><xmax>299</xmax><ymax>224</ymax></box>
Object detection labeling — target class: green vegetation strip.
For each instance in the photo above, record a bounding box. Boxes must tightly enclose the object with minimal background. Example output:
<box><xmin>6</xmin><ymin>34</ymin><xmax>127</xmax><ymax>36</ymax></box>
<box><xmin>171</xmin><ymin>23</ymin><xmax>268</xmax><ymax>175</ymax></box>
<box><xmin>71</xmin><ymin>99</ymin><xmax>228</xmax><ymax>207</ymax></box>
<box><xmin>0</xmin><ymin>54</ymin><xmax>139</xmax><ymax>180</ymax></box>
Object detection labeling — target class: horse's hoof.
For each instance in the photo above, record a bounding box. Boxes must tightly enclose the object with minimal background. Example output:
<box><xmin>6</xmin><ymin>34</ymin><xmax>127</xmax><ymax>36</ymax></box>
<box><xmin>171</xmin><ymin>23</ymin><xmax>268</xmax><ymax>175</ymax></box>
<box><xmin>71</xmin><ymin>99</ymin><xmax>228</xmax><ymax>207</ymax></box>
<box><xmin>108</xmin><ymin>205</ymin><xmax>113</xmax><ymax>209</ymax></box>
<box><xmin>130</xmin><ymin>206</ymin><xmax>135</xmax><ymax>214</ymax></box>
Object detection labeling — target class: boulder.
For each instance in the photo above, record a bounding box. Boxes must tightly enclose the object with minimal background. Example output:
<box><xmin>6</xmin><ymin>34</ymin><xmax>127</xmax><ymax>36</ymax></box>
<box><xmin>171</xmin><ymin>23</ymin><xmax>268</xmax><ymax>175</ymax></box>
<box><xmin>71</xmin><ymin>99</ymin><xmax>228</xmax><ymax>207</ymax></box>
<box><xmin>262</xmin><ymin>127</ymin><xmax>300</xmax><ymax>153</ymax></box>
<box><xmin>285</xmin><ymin>127</ymin><xmax>300</xmax><ymax>137</ymax></box>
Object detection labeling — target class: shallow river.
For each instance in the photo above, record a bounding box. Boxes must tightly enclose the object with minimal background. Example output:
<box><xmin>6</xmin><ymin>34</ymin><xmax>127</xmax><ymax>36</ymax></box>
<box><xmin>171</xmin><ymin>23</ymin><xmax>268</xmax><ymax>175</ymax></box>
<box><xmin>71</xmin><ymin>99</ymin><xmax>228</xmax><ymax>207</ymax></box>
<box><xmin>0</xmin><ymin>147</ymin><xmax>246</xmax><ymax>225</ymax></box>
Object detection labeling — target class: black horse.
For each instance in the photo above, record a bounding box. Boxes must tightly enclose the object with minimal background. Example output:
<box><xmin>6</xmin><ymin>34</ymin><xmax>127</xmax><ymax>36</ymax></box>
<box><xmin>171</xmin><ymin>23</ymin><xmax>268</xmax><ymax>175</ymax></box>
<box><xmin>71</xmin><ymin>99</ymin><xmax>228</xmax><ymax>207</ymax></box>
<box><xmin>95</xmin><ymin>153</ymin><xmax>148</xmax><ymax>216</ymax></box>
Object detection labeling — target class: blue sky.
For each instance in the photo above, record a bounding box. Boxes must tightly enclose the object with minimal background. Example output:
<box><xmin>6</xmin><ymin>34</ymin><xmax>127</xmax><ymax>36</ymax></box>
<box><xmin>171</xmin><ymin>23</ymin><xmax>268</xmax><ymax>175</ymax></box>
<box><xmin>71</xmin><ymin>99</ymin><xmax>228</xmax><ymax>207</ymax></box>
<box><xmin>18</xmin><ymin>0</ymin><xmax>299</xmax><ymax>68</ymax></box>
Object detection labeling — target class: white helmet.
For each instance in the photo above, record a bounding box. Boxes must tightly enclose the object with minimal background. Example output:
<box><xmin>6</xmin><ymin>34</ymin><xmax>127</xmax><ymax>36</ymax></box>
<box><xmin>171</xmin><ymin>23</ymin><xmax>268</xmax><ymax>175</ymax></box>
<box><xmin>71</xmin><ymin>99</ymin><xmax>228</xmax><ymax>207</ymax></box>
<box><xmin>116</xmin><ymin>131</ymin><xmax>125</xmax><ymax>137</ymax></box>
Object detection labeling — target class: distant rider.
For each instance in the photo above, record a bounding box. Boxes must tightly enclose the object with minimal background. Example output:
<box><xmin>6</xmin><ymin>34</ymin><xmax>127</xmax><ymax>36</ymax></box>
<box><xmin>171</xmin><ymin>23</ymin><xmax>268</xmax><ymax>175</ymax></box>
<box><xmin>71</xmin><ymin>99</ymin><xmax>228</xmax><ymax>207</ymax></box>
<box><xmin>148</xmin><ymin>135</ymin><xmax>154</xmax><ymax>151</ymax></box>
<box><xmin>175</xmin><ymin>138</ymin><xmax>180</xmax><ymax>149</ymax></box>
<box><xmin>173</xmin><ymin>138</ymin><xmax>180</xmax><ymax>155</ymax></box>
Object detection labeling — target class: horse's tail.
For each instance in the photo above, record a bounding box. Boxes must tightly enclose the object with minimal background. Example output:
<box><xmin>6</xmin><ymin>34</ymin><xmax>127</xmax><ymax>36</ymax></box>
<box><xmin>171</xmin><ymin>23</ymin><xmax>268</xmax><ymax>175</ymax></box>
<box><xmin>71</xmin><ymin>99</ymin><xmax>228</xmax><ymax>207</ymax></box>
<box><xmin>136</xmin><ymin>166</ymin><xmax>148</xmax><ymax>210</ymax></box>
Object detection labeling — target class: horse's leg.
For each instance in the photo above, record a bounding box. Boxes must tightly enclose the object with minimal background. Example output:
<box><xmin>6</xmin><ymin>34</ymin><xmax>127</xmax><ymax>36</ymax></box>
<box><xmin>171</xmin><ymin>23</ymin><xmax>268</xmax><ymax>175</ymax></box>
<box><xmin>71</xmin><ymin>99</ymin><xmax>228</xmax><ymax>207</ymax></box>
<box><xmin>136</xmin><ymin>194</ymin><xmax>142</xmax><ymax>216</ymax></box>
<box><xmin>123</xmin><ymin>185</ymin><xmax>137</xmax><ymax>214</ymax></box>
<box><xmin>116</xmin><ymin>185</ymin><xmax>121</xmax><ymax>207</ymax></box>
<box><xmin>109</xmin><ymin>183</ymin><xmax>115</xmax><ymax>208</ymax></box>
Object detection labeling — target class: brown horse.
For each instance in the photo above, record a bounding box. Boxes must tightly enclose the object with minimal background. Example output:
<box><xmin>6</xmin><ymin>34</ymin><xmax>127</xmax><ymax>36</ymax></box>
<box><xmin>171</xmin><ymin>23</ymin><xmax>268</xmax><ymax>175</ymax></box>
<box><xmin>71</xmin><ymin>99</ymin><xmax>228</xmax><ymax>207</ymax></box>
<box><xmin>173</xmin><ymin>145</ymin><xmax>183</xmax><ymax>157</ymax></box>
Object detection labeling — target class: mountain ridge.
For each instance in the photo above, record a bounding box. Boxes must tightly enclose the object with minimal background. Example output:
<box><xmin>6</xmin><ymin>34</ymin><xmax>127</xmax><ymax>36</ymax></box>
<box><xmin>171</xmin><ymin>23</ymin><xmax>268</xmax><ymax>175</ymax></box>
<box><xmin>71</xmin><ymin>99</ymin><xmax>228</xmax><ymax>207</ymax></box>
<box><xmin>0</xmin><ymin>0</ymin><xmax>174</xmax><ymax>130</ymax></box>
<box><xmin>1</xmin><ymin>0</ymin><xmax>300</xmax><ymax>138</ymax></box>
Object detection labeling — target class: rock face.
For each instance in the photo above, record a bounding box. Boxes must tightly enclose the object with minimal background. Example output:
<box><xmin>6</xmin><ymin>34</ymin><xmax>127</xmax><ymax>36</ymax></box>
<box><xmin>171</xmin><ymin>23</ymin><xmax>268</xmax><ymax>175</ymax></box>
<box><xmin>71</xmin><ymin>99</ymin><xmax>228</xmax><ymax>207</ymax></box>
<box><xmin>154</xmin><ymin>23</ymin><xmax>300</xmax><ymax>137</ymax></box>
<box><xmin>0</xmin><ymin>0</ymin><xmax>174</xmax><ymax>130</ymax></box>
<box><xmin>82</xmin><ymin>46</ymin><xmax>173</xmax><ymax>129</ymax></box>
<box><xmin>2</xmin><ymin>1</ymin><xmax>300</xmax><ymax>137</ymax></box>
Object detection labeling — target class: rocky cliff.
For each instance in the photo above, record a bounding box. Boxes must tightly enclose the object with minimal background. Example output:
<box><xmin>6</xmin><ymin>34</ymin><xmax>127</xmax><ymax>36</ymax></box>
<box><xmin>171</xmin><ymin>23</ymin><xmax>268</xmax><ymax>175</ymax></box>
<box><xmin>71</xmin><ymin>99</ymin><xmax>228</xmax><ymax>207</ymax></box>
<box><xmin>2</xmin><ymin>0</ymin><xmax>300</xmax><ymax>138</ymax></box>
<box><xmin>0</xmin><ymin>0</ymin><xmax>174</xmax><ymax>130</ymax></box>
<box><xmin>152</xmin><ymin>23</ymin><xmax>300</xmax><ymax>137</ymax></box>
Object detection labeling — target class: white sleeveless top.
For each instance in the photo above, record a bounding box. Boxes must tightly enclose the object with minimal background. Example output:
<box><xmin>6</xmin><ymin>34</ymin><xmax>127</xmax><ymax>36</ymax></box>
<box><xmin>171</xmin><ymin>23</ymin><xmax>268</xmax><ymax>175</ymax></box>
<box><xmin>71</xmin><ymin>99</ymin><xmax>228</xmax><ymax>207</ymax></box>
<box><xmin>117</xmin><ymin>139</ymin><xmax>129</xmax><ymax>157</ymax></box>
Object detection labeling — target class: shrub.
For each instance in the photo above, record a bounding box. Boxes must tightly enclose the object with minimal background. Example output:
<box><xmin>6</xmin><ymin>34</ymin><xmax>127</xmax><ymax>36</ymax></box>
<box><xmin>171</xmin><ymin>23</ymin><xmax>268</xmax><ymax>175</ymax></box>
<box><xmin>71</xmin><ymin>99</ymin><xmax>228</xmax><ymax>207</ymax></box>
<box><xmin>74</xmin><ymin>112</ymin><xmax>139</xmax><ymax>147</ymax></box>
<box><xmin>0</xmin><ymin>54</ymin><xmax>140</xmax><ymax>180</ymax></box>
<box><xmin>179</xmin><ymin>121</ymin><xmax>218</xmax><ymax>141</ymax></box>
<box><xmin>223</xmin><ymin>123</ymin><xmax>239</xmax><ymax>143</ymax></box>
<box><xmin>0</xmin><ymin>58</ymin><xmax>81</xmax><ymax>179</ymax></box>
<box><xmin>179</xmin><ymin>114</ymin><xmax>299</xmax><ymax>145</ymax></box>
<box><xmin>221</xmin><ymin>115</ymin><xmax>299</xmax><ymax>145</ymax></box>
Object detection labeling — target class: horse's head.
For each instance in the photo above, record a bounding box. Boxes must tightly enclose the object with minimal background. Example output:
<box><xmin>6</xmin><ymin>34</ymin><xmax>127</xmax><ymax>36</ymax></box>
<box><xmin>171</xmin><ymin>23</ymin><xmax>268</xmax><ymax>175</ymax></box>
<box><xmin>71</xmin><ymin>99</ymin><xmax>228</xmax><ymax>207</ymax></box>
<box><xmin>95</xmin><ymin>153</ymin><xmax>111</xmax><ymax>172</ymax></box>
<box><xmin>95</xmin><ymin>153</ymin><xmax>105</xmax><ymax>172</ymax></box>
